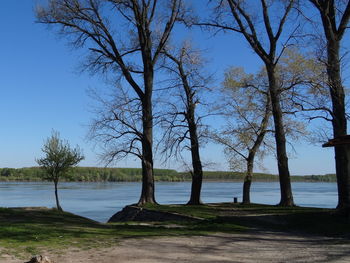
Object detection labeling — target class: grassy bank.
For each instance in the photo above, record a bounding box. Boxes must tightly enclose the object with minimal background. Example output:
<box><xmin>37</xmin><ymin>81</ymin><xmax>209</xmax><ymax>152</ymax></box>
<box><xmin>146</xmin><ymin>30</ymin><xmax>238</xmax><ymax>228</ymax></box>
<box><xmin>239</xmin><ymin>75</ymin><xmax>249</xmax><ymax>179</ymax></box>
<box><xmin>0</xmin><ymin>206</ymin><xmax>245</xmax><ymax>259</ymax></box>
<box><xmin>0</xmin><ymin>167</ymin><xmax>337</xmax><ymax>182</ymax></box>
<box><xmin>144</xmin><ymin>203</ymin><xmax>350</xmax><ymax>237</ymax></box>
<box><xmin>0</xmin><ymin>204</ymin><xmax>348</xmax><ymax>259</ymax></box>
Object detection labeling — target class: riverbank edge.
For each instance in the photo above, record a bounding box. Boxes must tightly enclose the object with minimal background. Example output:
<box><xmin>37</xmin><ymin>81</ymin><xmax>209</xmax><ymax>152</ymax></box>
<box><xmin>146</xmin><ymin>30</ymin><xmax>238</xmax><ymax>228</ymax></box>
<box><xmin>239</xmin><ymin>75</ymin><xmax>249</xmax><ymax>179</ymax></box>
<box><xmin>108</xmin><ymin>205</ymin><xmax>204</xmax><ymax>222</ymax></box>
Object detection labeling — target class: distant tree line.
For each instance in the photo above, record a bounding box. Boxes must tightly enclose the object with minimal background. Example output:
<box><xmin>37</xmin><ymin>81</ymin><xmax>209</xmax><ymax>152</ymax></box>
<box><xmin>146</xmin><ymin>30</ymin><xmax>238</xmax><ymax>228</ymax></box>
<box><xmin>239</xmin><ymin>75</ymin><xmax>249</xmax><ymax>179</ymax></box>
<box><xmin>0</xmin><ymin>167</ymin><xmax>337</xmax><ymax>183</ymax></box>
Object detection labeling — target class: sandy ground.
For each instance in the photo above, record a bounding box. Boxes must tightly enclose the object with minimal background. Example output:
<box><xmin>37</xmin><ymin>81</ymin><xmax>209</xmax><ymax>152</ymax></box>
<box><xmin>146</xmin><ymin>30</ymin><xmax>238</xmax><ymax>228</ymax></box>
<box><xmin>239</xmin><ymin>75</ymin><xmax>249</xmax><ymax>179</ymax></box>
<box><xmin>2</xmin><ymin>231</ymin><xmax>350</xmax><ymax>263</ymax></box>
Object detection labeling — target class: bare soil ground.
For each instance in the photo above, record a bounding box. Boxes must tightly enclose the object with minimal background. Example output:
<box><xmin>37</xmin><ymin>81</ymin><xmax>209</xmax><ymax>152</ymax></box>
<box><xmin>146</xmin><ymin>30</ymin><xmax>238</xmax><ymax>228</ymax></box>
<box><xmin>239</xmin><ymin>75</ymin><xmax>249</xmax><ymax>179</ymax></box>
<box><xmin>2</xmin><ymin>231</ymin><xmax>350</xmax><ymax>263</ymax></box>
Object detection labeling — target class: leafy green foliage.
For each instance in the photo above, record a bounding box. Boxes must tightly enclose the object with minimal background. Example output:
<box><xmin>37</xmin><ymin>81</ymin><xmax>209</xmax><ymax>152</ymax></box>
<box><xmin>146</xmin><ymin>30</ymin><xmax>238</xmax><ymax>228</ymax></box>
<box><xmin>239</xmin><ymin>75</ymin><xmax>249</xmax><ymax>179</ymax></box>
<box><xmin>36</xmin><ymin>131</ymin><xmax>84</xmax><ymax>182</ymax></box>
<box><xmin>0</xmin><ymin>168</ymin><xmax>13</xmax><ymax>177</ymax></box>
<box><xmin>217</xmin><ymin>66</ymin><xmax>272</xmax><ymax>171</ymax></box>
<box><xmin>36</xmin><ymin>131</ymin><xmax>85</xmax><ymax>210</ymax></box>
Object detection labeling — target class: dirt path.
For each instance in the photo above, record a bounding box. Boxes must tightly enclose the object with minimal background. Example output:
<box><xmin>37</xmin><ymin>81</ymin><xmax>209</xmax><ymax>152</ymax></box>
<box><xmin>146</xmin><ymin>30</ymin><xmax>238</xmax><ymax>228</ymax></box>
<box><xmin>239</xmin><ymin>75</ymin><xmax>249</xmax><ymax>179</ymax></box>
<box><xmin>2</xmin><ymin>231</ymin><xmax>350</xmax><ymax>263</ymax></box>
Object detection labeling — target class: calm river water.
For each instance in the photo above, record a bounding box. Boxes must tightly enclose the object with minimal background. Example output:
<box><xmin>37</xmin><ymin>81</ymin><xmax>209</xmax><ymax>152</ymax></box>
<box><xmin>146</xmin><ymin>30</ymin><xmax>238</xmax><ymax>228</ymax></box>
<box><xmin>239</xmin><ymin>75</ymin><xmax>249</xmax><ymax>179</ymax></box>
<box><xmin>0</xmin><ymin>181</ymin><xmax>337</xmax><ymax>222</ymax></box>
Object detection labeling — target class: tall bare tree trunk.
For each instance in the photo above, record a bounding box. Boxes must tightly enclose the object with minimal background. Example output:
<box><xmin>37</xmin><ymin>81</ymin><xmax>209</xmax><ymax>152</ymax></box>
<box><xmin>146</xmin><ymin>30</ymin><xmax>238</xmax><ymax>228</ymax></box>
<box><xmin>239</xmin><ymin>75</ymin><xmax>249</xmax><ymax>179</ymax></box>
<box><xmin>138</xmin><ymin>72</ymin><xmax>156</xmax><ymax>205</ymax></box>
<box><xmin>187</xmin><ymin>106</ymin><xmax>203</xmax><ymax>205</ymax></box>
<box><xmin>164</xmin><ymin>50</ymin><xmax>205</xmax><ymax>206</ymax></box>
<box><xmin>139</xmin><ymin>125</ymin><xmax>155</xmax><ymax>204</ymax></box>
<box><xmin>308</xmin><ymin>0</ymin><xmax>350</xmax><ymax>215</ymax></box>
<box><xmin>267</xmin><ymin>66</ymin><xmax>295</xmax><ymax>206</ymax></box>
<box><xmin>327</xmin><ymin>40</ymin><xmax>349</xmax><ymax>212</ymax></box>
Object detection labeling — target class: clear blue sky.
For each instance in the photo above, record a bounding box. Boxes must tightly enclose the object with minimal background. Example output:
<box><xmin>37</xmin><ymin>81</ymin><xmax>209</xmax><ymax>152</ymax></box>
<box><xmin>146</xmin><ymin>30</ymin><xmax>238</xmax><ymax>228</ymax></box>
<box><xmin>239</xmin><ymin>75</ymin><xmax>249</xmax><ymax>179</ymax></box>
<box><xmin>0</xmin><ymin>0</ymin><xmax>339</xmax><ymax>175</ymax></box>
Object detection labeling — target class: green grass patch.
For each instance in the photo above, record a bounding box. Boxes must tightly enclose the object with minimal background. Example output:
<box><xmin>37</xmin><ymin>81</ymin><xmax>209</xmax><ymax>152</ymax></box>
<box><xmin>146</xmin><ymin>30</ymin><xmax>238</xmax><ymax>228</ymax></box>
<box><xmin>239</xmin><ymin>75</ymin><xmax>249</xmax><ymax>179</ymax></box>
<box><xmin>0</xmin><ymin>206</ymin><xmax>245</xmax><ymax>258</ymax></box>
<box><xmin>143</xmin><ymin>203</ymin><xmax>223</xmax><ymax>219</ymax></box>
<box><xmin>0</xmin><ymin>203</ymin><xmax>348</xmax><ymax>259</ymax></box>
<box><xmin>144</xmin><ymin>202</ymin><xmax>329</xmax><ymax>218</ymax></box>
<box><xmin>143</xmin><ymin>203</ymin><xmax>350</xmax><ymax>237</ymax></box>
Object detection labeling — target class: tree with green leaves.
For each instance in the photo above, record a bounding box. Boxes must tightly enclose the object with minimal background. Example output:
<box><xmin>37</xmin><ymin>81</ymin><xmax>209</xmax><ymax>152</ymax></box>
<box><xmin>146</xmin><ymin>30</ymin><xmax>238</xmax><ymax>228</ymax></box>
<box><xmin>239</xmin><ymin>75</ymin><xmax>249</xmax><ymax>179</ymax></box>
<box><xmin>215</xmin><ymin>49</ymin><xmax>312</xmax><ymax>204</ymax></box>
<box><xmin>213</xmin><ymin>67</ymin><xmax>272</xmax><ymax>204</ymax></box>
<box><xmin>201</xmin><ymin>0</ymin><xmax>298</xmax><ymax>206</ymax></box>
<box><xmin>37</xmin><ymin>131</ymin><xmax>84</xmax><ymax>211</ymax></box>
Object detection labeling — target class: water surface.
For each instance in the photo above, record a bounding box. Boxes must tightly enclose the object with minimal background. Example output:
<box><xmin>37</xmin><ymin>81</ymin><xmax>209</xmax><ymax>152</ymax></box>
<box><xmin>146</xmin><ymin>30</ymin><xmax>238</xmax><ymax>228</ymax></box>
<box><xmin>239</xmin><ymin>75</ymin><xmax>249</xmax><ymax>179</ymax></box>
<box><xmin>0</xmin><ymin>181</ymin><xmax>337</xmax><ymax>222</ymax></box>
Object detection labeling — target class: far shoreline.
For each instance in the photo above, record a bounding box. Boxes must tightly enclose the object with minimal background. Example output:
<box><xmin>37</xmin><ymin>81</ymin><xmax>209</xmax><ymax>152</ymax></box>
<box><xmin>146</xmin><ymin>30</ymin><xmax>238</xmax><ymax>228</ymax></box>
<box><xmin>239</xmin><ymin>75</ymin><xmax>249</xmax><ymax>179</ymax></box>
<box><xmin>0</xmin><ymin>178</ymin><xmax>338</xmax><ymax>183</ymax></box>
<box><xmin>0</xmin><ymin>166</ymin><xmax>337</xmax><ymax>182</ymax></box>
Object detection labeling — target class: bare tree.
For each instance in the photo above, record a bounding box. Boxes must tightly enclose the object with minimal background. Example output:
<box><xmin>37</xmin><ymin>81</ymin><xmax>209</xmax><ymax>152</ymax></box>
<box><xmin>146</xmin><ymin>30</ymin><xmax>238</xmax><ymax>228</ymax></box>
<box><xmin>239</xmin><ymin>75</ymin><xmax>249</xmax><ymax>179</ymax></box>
<box><xmin>160</xmin><ymin>42</ymin><xmax>211</xmax><ymax>205</ymax></box>
<box><xmin>198</xmin><ymin>0</ymin><xmax>298</xmax><ymax>206</ymax></box>
<box><xmin>37</xmin><ymin>0</ymin><xmax>184</xmax><ymax>205</ymax></box>
<box><xmin>88</xmin><ymin>86</ymin><xmax>143</xmax><ymax>164</ymax></box>
<box><xmin>306</xmin><ymin>0</ymin><xmax>350</xmax><ymax>214</ymax></box>
<box><xmin>213</xmin><ymin>67</ymin><xmax>272</xmax><ymax>204</ymax></box>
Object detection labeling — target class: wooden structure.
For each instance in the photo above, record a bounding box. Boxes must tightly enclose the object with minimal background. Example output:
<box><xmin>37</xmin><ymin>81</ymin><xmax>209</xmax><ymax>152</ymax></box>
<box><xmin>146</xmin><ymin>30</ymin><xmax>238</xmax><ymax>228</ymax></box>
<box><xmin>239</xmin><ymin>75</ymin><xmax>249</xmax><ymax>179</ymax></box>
<box><xmin>322</xmin><ymin>135</ymin><xmax>350</xmax><ymax>147</ymax></box>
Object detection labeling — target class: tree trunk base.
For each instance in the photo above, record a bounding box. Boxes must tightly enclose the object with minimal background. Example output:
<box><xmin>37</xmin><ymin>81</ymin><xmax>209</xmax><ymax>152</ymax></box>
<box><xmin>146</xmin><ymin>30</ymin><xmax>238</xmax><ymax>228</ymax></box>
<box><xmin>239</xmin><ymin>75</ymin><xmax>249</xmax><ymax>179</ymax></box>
<box><xmin>136</xmin><ymin>199</ymin><xmax>158</xmax><ymax>206</ymax></box>
<box><xmin>186</xmin><ymin>200</ymin><xmax>203</xmax><ymax>206</ymax></box>
<box><xmin>335</xmin><ymin>205</ymin><xmax>350</xmax><ymax>218</ymax></box>
<box><xmin>277</xmin><ymin>201</ymin><xmax>295</xmax><ymax>207</ymax></box>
